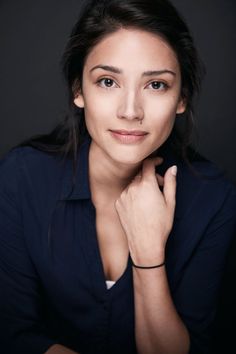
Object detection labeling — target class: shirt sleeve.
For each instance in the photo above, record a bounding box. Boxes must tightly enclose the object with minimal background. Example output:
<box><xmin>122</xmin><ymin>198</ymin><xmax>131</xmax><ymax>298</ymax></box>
<box><xmin>0</xmin><ymin>150</ymin><xmax>57</xmax><ymax>354</ymax></box>
<box><xmin>174</xmin><ymin>183</ymin><xmax>236</xmax><ymax>354</ymax></box>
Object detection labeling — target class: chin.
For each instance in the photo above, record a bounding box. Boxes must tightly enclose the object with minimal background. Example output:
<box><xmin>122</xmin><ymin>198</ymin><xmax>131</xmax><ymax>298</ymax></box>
<box><xmin>111</xmin><ymin>140</ymin><xmax>161</xmax><ymax>161</ymax></box>
<box><xmin>107</xmin><ymin>150</ymin><xmax>148</xmax><ymax>166</ymax></box>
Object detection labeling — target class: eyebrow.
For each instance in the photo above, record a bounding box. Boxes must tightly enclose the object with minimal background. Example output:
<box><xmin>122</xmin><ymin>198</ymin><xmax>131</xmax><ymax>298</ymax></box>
<box><xmin>89</xmin><ymin>64</ymin><xmax>176</xmax><ymax>77</ymax></box>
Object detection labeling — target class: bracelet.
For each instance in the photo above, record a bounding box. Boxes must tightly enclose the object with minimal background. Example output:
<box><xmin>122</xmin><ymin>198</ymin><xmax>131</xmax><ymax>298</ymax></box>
<box><xmin>131</xmin><ymin>258</ymin><xmax>165</xmax><ymax>269</ymax></box>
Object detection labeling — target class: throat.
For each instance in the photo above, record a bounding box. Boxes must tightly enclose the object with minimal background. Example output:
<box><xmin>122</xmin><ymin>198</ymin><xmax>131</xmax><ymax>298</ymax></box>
<box><xmin>88</xmin><ymin>140</ymin><xmax>142</xmax><ymax>194</ymax></box>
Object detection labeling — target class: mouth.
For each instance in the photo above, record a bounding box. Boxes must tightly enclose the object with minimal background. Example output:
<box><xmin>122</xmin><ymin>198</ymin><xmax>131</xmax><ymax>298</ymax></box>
<box><xmin>109</xmin><ymin>129</ymin><xmax>149</xmax><ymax>144</ymax></box>
<box><xmin>110</xmin><ymin>129</ymin><xmax>148</xmax><ymax>136</ymax></box>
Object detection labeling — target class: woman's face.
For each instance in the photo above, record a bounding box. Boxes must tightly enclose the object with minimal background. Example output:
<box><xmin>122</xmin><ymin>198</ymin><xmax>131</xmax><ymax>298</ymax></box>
<box><xmin>74</xmin><ymin>28</ymin><xmax>186</xmax><ymax>165</ymax></box>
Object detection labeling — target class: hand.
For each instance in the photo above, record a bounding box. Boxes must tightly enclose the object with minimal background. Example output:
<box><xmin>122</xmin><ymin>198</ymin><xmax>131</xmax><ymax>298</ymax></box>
<box><xmin>115</xmin><ymin>157</ymin><xmax>177</xmax><ymax>265</ymax></box>
<box><xmin>45</xmin><ymin>344</ymin><xmax>79</xmax><ymax>353</ymax></box>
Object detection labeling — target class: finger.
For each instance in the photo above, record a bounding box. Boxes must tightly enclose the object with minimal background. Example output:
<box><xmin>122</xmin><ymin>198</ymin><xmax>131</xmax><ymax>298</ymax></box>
<box><xmin>156</xmin><ymin>173</ymin><xmax>164</xmax><ymax>187</ymax></box>
<box><xmin>142</xmin><ymin>156</ymin><xmax>163</xmax><ymax>179</ymax></box>
<box><xmin>135</xmin><ymin>174</ymin><xmax>142</xmax><ymax>179</ymax></box>
<box><xmin>163</xmin><ymin>165</ymin><xmax>177</xmax><ymax>211</ymax></box>
<box><xmin>133</xmin><ymin>173</ymin><xmax>142</xmax><ymax>182</ymax></box>
<box><xmin>128</xmin><ymin>172</ymin><xmax>142</xmax><ymax>188</ymax></box>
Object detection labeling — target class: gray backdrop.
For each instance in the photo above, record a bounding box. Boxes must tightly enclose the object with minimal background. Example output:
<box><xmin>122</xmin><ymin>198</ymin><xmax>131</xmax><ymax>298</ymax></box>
<box><xmin>0</xmin><ymin>1</ymin><xmax>236</xmax><ymax>352</ymax></box>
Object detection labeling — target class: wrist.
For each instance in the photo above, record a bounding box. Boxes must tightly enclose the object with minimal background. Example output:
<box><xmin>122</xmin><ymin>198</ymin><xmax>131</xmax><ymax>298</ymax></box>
<box><xmin>130</xmin><ymin>249</ymin><xmax>165</xmax><ymax>267</ymax></box>
<box><xmin>131</xmin><ymin>257</ymin><xmax>165</xmax><ymax>269</ymax></box>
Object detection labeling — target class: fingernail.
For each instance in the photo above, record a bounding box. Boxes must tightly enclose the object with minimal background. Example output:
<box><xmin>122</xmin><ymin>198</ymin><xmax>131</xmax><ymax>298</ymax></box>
<box><xmin>171</xmin><ymin>165</ymin><xmax>177</xmax><ymax>176</ymax></box>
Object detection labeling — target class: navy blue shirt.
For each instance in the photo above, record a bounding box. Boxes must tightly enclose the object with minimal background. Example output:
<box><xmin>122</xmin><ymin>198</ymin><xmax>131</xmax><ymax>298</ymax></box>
<box><xmin>0</xmin><ymin>137</ymin><xmax>236</xmax><ymax>354</ymax></box>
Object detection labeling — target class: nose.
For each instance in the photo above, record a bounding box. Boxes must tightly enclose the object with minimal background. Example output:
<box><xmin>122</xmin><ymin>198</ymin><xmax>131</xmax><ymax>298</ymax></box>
<box><xmin>117</xmin><ymin>90</ymin><xmax>144</xmax><ymax>122</ymax></box>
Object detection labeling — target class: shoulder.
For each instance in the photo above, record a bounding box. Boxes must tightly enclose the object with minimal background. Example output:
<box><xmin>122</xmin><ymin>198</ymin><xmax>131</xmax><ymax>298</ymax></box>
<box><xmin>0</xmin><ymin>146</ymin><xmax>70</xmax><ymax>201</ymax></box>
<box><xmin>0</xmin><ymin>146</ymin><xmax>62</xmax><ymax>178</ymax></box>
<box><xmin>175</xmin><ymin>156</ymin><xmax>236</xmax><ymax>226</ymax></box>
<box><xmin>179</xmin><ymin>157</ymin><xmax>236</xmax><ymax>195</ymax></box>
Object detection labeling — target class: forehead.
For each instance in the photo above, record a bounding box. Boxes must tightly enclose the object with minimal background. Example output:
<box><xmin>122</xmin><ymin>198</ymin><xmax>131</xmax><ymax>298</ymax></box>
<box><xmin>84</xmin><ymin>28</ymin><xmax>180</xmax><ymax>73</ymax></box>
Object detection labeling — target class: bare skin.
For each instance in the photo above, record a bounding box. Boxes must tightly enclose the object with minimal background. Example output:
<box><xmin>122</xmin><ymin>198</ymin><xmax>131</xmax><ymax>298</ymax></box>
<box><xmin>45</xmin><ymin>28</ymin><xmax>189</xmax><ymax>354</ymax></box>
<box><xmin>115</xmin><ymin>158</ymin><xmax>190</xmax><ymax>354</ymax></box>
<box><xmin>90</xmin><ymin>151</ymin><xmax>190</xmax><ymax>354</ymax></box>
<box><xmin>95</xmin><ymin>200</ymin><xmax>129</xmax><ymax>281</ymax></box>
<box><xmin>45</xmin><ymin>344</ymin><xmax>78</xmax><ymax>353</ymax></box>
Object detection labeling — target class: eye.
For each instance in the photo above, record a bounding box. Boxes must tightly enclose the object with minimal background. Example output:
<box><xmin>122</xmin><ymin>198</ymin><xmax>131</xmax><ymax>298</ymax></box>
<box><xmin>96</xmin><ymin>78</ymin><xmax>117</xmax><ymax>89</ymax></box>
<box><xmin>147</xmin><ymin>81</ymin><xmax>168</xmax><ymax>91</ymax></box>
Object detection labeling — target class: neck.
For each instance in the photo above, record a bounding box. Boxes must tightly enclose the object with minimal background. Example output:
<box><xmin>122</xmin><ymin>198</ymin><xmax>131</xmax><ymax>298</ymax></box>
<box><xmin>89</xmin><ymin>141</ymin><xmax>142</xmax><ymax>202</ymax></box>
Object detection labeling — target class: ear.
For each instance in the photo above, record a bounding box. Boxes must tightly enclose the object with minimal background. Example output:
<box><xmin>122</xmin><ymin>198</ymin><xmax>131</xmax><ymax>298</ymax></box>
<box><xmin>176</xmin><ymin>97</ymin><xmax>186</xmax><ymax>114</ymax></box>
<box><xmin>74</xmin><ymin>92</ymin><xmax>85</xmax><ymax>109</ymax></box>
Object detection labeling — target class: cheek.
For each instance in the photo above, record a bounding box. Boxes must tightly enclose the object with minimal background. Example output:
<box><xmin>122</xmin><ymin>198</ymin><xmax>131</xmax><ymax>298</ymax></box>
<box><xmin>83</xmin><ymin>89</ymin><xmax>115</xmax><ymax>122</ymax></box>
<box><xmin>148</xmin><ymin>98</ymin><xmax>177</xmax><ymax>128</ymax></box>
<box><xmin>83</xmin><ymin>101</ymin><xmax>111</xmax><ymax>138</ymax></box>
<box><xmin>148</xmin><ymin>99</ymin><xmax>178</xmax><ymax>144</ymax></box>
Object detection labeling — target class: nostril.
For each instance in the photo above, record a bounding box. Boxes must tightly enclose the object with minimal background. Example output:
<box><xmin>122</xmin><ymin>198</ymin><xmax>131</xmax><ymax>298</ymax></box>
<box><xmin>117</xmin><ymin>94</ymin><xmax>144</xmax><ymax>121</ymax></box>
<box><xmin>117</xmin><ymin>109</ymin><xmax>144</xmax><ymax>121</ymax></box>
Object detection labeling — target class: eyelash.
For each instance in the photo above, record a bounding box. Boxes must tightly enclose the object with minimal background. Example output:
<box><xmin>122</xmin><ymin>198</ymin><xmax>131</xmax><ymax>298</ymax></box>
<box><xmin>149</xmin><ymin>81</ymin><xmax>169</xmax><ymax>91</ymax></box>
<box><xmin>96</xmin><ymin>77</ymin><xmax>115</xmax><ymax>89</ymax></box>
<box><xmin>96</xmin><ymin>78</ymin><xmax>169</xmax><ymax>91</ymax></box>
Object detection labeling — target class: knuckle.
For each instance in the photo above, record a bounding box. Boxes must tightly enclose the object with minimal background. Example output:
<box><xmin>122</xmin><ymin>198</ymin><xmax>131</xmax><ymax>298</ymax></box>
<box><xmin>114</xmin><ymin>199</ymin><xmax>120</xmax><ymax>208</ymax></box>
<box><xmin>120</xmin><ymin>190</ymin><xmax>127</xmax><ymax>200</ymax></box>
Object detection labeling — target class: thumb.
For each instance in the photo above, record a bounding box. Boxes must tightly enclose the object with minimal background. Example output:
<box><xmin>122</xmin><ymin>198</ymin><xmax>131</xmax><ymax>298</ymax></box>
<box><xmin>163</xmin><ymin>165</ymin><xmax>177</xmax><ymax>211</ymax></box>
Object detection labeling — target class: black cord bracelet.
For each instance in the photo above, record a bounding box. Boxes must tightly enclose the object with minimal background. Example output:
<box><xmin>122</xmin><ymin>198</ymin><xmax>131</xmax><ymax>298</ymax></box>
<box><xmin>131</xmin><ymin>259</ymin><xmax>165</xmax><ymax>269</ymax></box>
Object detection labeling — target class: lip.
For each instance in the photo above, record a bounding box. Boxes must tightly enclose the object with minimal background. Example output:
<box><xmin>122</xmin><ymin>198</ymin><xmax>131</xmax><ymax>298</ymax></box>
<box><xmin>110</xmin><ymin>129</ymin><xmax>148</xmax><ymax>136</ymax></box>
<box><xmin>109</xmin><ymin>129</ymin><xmax>148</xmax><ymax>144</ymax></box>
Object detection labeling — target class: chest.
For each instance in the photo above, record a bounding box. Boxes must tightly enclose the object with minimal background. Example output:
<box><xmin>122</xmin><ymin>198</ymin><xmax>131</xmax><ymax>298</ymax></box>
<box><xmin>95</xmin><ymin>207</ymin><xmax>129</xmax><ymax>282</ymax></box>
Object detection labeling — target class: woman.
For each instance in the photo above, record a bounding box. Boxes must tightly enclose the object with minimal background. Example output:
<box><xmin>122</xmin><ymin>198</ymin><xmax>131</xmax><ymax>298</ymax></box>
<box><xmin>0</xmin><ymin>0</ymin><xmax>236</xmax><ymax>353</ymax></box>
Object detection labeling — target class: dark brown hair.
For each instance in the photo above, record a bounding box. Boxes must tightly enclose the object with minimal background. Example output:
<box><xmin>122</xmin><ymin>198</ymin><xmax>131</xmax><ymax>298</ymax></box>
<box><xmin>19</xmin><ymin>0</ymin><xmax>205</xmax><ymax>165</ymax></box>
